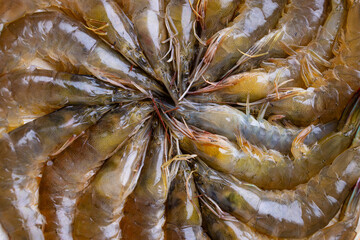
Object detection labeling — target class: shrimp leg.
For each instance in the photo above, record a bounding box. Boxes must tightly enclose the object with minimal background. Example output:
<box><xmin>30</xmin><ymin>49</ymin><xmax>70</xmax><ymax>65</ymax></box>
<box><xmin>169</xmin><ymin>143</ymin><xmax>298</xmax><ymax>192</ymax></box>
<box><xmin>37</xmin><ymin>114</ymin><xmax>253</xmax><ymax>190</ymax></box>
<box><xmin>192</xmin><ymin>129</ymin><xmax>360</xmax><ymax>239</ymax></box>
<box><xmin>0</xmin><ymin>105</ymin><xmax>110</xmax><ymax>239</ymax></box>
<box><xmin>73</xmin><ymin>120</ymin><xmax>152</xmax><ymax>239</ymax></box>
<box><xmin>165</xmin><ymin>161</ymin><xmax>210</xmax><ymax>240</ymax></box>
<box><xmin>38</xmin><ymin>102</ymin><xmax>153</xmax><ymax>239</ymax></box>
<box><xmin>0</xmin><ymin>11</ymin><xmax>165</xmax><ymax>95</ymax></box>
<box><xmin>120</xmin><ymin>122</ymin><xmax>169</xmax><ymax>240</ymax></box>
<box><xmin>0</xmin><ymin>69</ymin><xmax>146</xmax><ymax>134</ymax></box>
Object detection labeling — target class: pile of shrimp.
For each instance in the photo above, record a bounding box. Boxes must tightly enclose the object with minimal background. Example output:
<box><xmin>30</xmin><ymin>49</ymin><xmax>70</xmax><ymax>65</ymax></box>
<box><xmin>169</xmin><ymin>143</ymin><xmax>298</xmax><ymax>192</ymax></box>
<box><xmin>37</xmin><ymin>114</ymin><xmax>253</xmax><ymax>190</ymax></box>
<box><xmin>0</xmin><ymin>0</ymin><xmax>360</xmax><ymax>239</ymax></box>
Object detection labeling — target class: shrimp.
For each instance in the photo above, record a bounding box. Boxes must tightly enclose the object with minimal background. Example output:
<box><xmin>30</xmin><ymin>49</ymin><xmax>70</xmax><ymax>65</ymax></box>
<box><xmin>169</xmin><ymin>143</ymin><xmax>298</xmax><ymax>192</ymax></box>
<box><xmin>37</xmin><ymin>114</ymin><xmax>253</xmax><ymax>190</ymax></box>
<box><xmin>52</xmin><ymin>0</ymin><xmax>157</xmax><ymax>79</ymax></box>
<box><xmin>165</xmin><ymin>161</ymin><xmax>210</xmax><ymax>240</ymax></box>
<box><xmin>0</xmin><ymin>69</ymin><xmax>146</xmax><ymax>134</ymax></box>
<box><xmin>0</xmin><ymin>11</ymin><xmax>166</xmax><ymax>95</ymax></box>
<box><xmin>72</xmin><ymin>120</ymin><xmax>152</xmax><ymax>240</ymax></box>
<box><xmin>192</xmin><ymin>131</ymin><xmax>360</xmax><ymax>239</ymax></box>
<box><xmin>121</xmin><ymin>0</ymin><xmax>178</xmax><ymax>102</ymax></box>
<box><xmin>188</xmin><ymin>0</ymin><xmax>346</xmax><ymax>103</ymax></box>
<box><xmin>165</xmin><ymin>97</ymin><xmax>360</xmax><ymax>189</ymax></box>
<box><xmin>265</xmin><ymin>0</ymin><xmax>360</xmax><ymax>126</ymax></box>
<box><xmin>165</xmin><ymin>0</ymin><xmax>197</xmax><ymax>94</ymax></box>
<box><xmin>0</xmin><ymin>105</ymin><xmax>111</xmax><ymax>240</ymax></box>
<box><xmin>192</xmin><ymin>0</ymin><xmax>243</xmax><ymax>68</ymax></box>
<box><xmin>38</xmin><ymin>102</ymin><xmax>153</xmax><ymax>239</ymax></box>
<box><xmin>173</xmin><ymin>101</ymin><xmax>337</xmax><ymax>154</ymax></box>
<box><xmin>235</xmin><ymin>0</ymin><xmax>329</xmax><ymax>74</ymax></box>
<box><xmin>120</xmin><ymin>122</ymin><xmax>169</xmax><ymax>240</ymax></box>
<box><xmin>189</xmin><ymin>0</ymin><xmax>287</xmax><ymax>90</ymax></box>
<box><xmin>200</xmin><ymin>181</ymin><xmax>360</xmax><ymax>240</ymax></box>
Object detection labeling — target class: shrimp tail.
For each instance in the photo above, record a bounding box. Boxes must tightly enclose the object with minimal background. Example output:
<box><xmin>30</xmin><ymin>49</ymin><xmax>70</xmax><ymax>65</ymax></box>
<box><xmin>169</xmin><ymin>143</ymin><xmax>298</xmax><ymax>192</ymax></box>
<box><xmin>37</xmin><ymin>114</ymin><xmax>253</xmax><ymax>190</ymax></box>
<box><xmin>338</xmin><ymin>89</ymin><xmax>360</xmax><ymax>133</ymax></box>
<box><xmin>345</xmin><ymin>178</ymin><xmax>360</xmax><ymax>219</ymax></box>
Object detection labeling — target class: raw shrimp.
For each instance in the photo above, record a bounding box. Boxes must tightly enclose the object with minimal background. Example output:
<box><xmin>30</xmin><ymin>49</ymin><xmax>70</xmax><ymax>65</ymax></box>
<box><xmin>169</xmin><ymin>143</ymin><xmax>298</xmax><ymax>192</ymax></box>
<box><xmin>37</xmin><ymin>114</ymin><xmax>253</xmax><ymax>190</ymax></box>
<box><xmin>120</xmin><ymin>122</ymin><xmax>168</xmax><ymax>240</ymax></box>
<box><xmin>188</xmin><ymin>0</ymin><xmax>346</xmax><ymax>103</ymax></box>
<box><xmin>122</xmin><ymin>0</ymin><xmax>178</xmax><ymax>102</ymax></box>
<box><xmin>165</xmin><ymin>161</ymin><xmax>210</xmax><ymax>240</ymax></box>
<box><xmin>0</xmin><ymin>105</ymin><xmax>110</xmax><ymax>240</ymax></box>
<box><xmin>192</xmin><ymin>128</ymin><xmax>360</xmax><ymax>239</ymax></box>
<box><xmin>192</xmin><ymin>0</ymin><xmax>243</xmax><ymax>68</ymax></box>
<box><xmin>165</xmin><ymin>0</ymin><xmax>197</xmax><ymax>94</ymax></box>
<box><xmin>165</xmin><ymin>98</ymin><xmax>360</xmax><ymax>189</ymax></box>
<box><xmin>189</xmin><ymin>0</ymin><xmax>287</xmax><ymax>90</ymax></box>
<box><xmin>38</xmin><ymin>102</ymin><xmax>153</xmax><ymax>240</ymax></box>
<box><xmin>173</xmin><ymin>101</ymin><xmax>337</xmax><ymax>154</ymax></box>
<box><xmin>265</xmin><ymin>0</ymin><xmax>360</xmax><ymax>126</ymax></box>
<box><xmin>73</xmin><ymin>120</ymin><xmax>152</xmax><ymax>240</ymax></box>
<box><xmin>53</xmin><ymin>0</ymin><xmax>157</xmax><ymax>79</ymax></box>
<box><xmin>235</xmin><ymin>0</ymin><xmax>329</xmax><ymax>73</ymax></box>
<box><xmin>200</xmin><ymin>180</ymin><xmax>360</xmax><ymax>240</ymax></box>
<box><xmin>0</xmin><ymin>69</ymin><xmax>146</xmax><ymax>133</ymax></box>
<box><xmin>0</xmin><ymin>11</ymin><xmax>165</xmax><ymax>95</ymax></box>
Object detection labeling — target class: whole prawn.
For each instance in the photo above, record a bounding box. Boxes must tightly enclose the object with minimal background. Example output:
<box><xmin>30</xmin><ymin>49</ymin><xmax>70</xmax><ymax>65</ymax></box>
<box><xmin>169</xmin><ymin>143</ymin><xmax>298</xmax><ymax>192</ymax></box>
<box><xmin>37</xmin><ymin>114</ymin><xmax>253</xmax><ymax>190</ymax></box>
<box><xmin>73</xmin><ymin>120</ymin><xmax>152</xmax><ymax>239</ymax></box>
<box><xmin>165</xmin><ymin>161</ymin><xmax>210</xmax><ymax>240</ymax></box>
<box><xmin>189</xmin><ymin>0</ymin><xmax>287</xmax><ymax>90</ymax></box>
<box><xmin>193</xmin><ymin>127</ymin><xmax>360</xmax><ymax>238</ymax></box>
<box><xmin>120</xmin><ymin>122</ymin><xmax>169</xmax><ymax>240</ymax></box>
<box><xmin>38</xmin><ymin>102</ymin><xmax>153</xmax><ymax>239</ymax></box>
<box><xmin>121</xmin><ymin>0</ymin><xmax>178</xmax><ymax>102</ymax></box>
<box><xmin>0</xmin><ymin>11</ymin><xmax>165</xmax><ymax>95</ymax></box>
<box><xmin>188</xmin><ymin>0</ymin><xmax>346</xmax><ymax>103</ymax></box>
<box><xmin>173</xmin><ymin>101</ymin><xmax>336</xmax><ymax>154</ymax></box>
<box><xmin>0</xmin><ymin>69</ymin><xmax>146</xmax><ymax>134</ymax></box>
<box><xmin>265</xmin><ymin>0</ymin><xmax>360</xmax><ymax>126</ymax></box>
<box><xmin>165</xmin><ymin>97</ymin><xmax>360</xmax><ymax>189</ymax></box>
<box><xmin>0</xmin><ymin>105</ymin><xmax>110</xmax><ymax>239</ymax></box>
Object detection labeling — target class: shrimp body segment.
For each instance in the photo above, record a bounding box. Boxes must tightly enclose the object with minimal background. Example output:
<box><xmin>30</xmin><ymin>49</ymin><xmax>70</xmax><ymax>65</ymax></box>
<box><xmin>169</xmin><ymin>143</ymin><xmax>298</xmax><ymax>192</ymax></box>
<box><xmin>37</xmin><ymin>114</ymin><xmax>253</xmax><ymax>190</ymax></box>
<box><xmin>38</xmin><ymin>102</ymin><xmax>153</xmax><ymax>239</ymax></box>
<box><xmin>120</xmin><ymin>123</ymin><xmax>168</xmax><ymax>240</ymax></box>
<box><xmin>0</xmin><ymin>105</ymin><xmax>110</xmax><ymax>239</ymax></box>
<box><xmin>0</xmin><ymin>69</ymin><xmax>146</xmax><ymax>134</ymax></box>
<box><xmin>0</xmin><ymin>11</ymin><xmax>165</xmax><ymax>95</ymax></box>
<box><xmin>73</xmin><ymin>121</ymin><xmax>152</xmax><ymax>239</ymax></box>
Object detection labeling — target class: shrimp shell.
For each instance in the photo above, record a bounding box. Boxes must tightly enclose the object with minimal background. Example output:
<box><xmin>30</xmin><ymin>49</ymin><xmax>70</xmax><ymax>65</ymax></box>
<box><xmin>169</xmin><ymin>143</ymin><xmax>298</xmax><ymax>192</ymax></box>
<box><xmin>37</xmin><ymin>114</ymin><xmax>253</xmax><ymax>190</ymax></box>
<box><xmin>0</xmin><ymin>105</ymin><xmax>110</xmax><ymax>239</ymax></box>
<box><xmin>0</xmin><ymin>11</ymin><xmax>165</xmax><ymax>95</ymax></box>
<box><xmin>72</xmin><ymin>120</ymin><xmax>152</xmax><ymax>239</ymax></box>
<box><xmin>0</xmin><ymin>69</ymin><xmax>146</xmax><ymax>134</ymax></box>
<box><xmin>120</xmin><ymin>122</ymin><xmax>168</xmax><ymax>240</ymax></box>
<box><xmin>38</xmin><ymin>102</ymin><xmax>153</xmax><ymax>239</ymax></box>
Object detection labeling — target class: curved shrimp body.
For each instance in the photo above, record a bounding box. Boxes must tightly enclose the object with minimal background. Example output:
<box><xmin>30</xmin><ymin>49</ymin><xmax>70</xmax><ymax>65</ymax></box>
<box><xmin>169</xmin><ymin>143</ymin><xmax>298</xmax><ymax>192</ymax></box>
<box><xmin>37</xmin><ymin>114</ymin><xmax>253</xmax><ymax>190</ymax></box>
<box><xmin>175</xmin><ymin>102</ymin><xmax>337</xmax><ymax>154</ymax></box>
<box><xmin>193</xmin><ymin>138</ymin><xmax>360</xmax><ymax>239</ymax></box>
<box><xmin>0</xmin><ymin>11</ymin><xmax>165</xmax><ymax>95</ymax></box>
<box><xmin>237</xmin><ymin>0</ymin><xmax>328</xmax><ymax>73</ymax></box>
<box><xmin>124</xmin><ymin>0</ymin><xmax>178</xmax><ymax>101</ymax></box>
<box><xmin>168</xmin><ymin>103</ymin><xmax>360</xmax><ymax>189</ymax></box>
<box><xmin>188</xmin><ymin>0</ymin><xmax>346</xmax><ymax>103</ymax></box>
<box><xmin>166</xmin><ymin>0</ymin><xmax>196</xmax><ymax>94</ymax></box>
<box><xmin>38</xmin><ymin>102</ymin><xmax>153</xmax><ymax>239</ymax></box>
<box><xmin>0</xmin><ymin>105</ymin><xmax>110</xmax><ymax>240</ymax></box>
<box><xmin>192</xmin><ymin>0</ymin><xmax>287</xmax><ymax>87</ymax></box>
<box><xmin>0</xmin><ymin>69</ymin><xmax>146</xmax><ymax>133</ymax></box>
<box><xmin>120</xmin><ymin>122</ymin><xmax>168</xmax><ymax>240</ymax></box>
<box><xmin>165</xmin><ymin>162</ymin><xmax>210</xmax><ymax>240</ymax></box>
<box><xmin>56</xmin><ymin>0</ymin><xmax>157</xmax><ymax>79</ymax></box>
<box><xmin>73</xmin><ymin>121</ymin><xmax>152</xmax><ymax>240</ymax></box>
